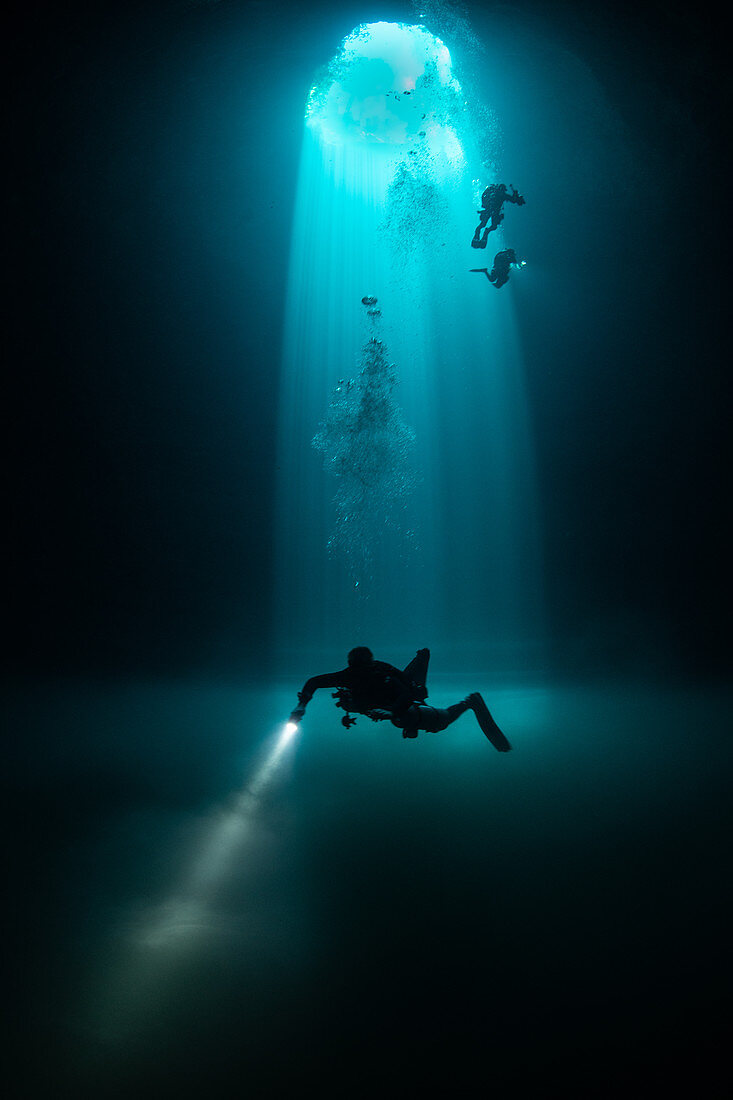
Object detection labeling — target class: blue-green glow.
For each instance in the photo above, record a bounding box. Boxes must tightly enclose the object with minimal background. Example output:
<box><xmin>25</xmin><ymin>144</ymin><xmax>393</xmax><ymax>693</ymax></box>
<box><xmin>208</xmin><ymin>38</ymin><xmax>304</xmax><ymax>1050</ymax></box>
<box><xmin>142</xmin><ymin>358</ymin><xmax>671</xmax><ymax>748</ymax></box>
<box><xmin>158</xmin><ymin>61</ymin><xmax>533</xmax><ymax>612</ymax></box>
<box><xmin>275</xmin><ymin>19</ymin><xmax>542</xmax><ymax>662</ymax></box>
<box><xmin>306</xmin><ymin>22</ymin><xmax>464</xmax><ymax>165</ymax></box>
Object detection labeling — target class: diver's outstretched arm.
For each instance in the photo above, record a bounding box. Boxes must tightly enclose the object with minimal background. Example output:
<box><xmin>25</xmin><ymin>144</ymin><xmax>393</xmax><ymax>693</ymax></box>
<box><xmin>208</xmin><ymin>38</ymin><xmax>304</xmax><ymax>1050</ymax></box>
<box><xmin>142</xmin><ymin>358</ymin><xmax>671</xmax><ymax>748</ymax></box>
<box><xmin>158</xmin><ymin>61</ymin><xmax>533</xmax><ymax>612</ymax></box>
<box><xmin>290</xmin><ymin>671</ymin><xmax>345</xmax><ymax>721</ymax></box>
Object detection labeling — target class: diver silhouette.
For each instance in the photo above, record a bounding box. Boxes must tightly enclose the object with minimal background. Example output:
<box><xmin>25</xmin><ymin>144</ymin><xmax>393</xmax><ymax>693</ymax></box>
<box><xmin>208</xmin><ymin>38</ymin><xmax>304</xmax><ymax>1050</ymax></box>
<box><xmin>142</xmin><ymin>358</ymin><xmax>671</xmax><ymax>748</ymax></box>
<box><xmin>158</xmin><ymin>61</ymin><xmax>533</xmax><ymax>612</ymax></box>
<box><xmin>289</xmin><ymin>647</ymin><xmax>511</xmax><ymax>750</ymax></box>
<box><xmin>471</xmin><ymin>248</ymin><xmax>523</xmax><ymax>289</ymax></box>
<box><xmin>471</xmin><ymin>183</ymin><xmax>525</xmax><ymax>249</ymax></box>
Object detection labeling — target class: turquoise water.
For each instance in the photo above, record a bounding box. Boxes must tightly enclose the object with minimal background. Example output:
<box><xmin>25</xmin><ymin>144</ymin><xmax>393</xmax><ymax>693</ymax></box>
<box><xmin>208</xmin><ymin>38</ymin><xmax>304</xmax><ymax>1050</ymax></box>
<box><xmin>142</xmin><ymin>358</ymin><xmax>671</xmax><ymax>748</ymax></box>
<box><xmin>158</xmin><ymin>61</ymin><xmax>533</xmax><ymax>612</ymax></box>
<box><xmin>274</xmin><ymin>19</ymin><xmax>542</xmax><ymax>665</ymax></box>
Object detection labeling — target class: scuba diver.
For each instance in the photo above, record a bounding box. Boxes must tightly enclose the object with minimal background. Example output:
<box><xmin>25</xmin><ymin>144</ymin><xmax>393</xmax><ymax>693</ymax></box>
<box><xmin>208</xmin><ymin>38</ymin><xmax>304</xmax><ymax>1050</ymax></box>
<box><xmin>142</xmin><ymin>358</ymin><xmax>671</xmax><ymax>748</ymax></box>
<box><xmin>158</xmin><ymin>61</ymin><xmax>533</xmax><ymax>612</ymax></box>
<box><xmin>471</xmin><ymin>183</ymin><xmax>525</xmax><ymax>249</ymax></box>
<box><xmin>471</xmin><ymin>248</ymin><xmax>524</xmax><ymax>290</ymax></box>
<box><xmin>288</xmin><ymin>646</ymin><xmax>511</xmax><ymax>750</ymax></box>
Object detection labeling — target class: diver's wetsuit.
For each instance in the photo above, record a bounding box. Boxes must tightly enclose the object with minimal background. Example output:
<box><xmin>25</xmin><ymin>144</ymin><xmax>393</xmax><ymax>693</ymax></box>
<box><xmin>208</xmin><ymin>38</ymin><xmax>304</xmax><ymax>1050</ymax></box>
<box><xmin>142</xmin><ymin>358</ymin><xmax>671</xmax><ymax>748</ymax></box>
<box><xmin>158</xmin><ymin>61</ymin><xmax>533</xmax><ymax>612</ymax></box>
<box><xmin>298</xmin><ymin>650</ymin><xmax>427</xmax><ymax>721</ymax></box>
<box><xmin>472</xmin><ymin>184</ymin><xmax>525</xmax><ymax>248</ymax></box>
<box><xmin>488</xmin><ymin>248</ymin><xmax>517</xmax><ymax>288</ymax></box>
<box><xmin>296</xmin><ymin>649</ymin><xmax>472</xmax><ymax>738</ymax></box>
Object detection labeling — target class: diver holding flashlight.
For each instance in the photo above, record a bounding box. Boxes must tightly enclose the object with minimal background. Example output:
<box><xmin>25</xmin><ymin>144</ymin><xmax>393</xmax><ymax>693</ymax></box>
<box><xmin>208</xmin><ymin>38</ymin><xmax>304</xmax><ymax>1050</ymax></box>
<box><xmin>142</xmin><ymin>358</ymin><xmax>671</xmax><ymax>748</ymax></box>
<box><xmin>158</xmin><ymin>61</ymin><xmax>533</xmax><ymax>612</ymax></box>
<box><xmin>289</xmin><ymin>647</ymin><xmax>511</xmax><ymax>751</ymax></box>
<box><xmin>470</xmin><ymin>248</ymin><xmax>526</xmax><ymax>289</ymax></box>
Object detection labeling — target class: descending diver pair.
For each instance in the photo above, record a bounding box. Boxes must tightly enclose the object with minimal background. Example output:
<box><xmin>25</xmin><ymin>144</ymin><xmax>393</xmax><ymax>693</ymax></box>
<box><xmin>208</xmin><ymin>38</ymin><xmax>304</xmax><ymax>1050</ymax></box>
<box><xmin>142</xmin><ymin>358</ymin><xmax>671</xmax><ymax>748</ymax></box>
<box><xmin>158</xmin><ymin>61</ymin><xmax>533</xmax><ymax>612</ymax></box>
<box><xmin>470</xmin><ymin>182</ymin><xmax>526</xmax><ymax>290</ymax></box>
<box><xmin>289</xmin><ymin>646</ymin><xmax>511</xmax><ymax>751</ymax></box>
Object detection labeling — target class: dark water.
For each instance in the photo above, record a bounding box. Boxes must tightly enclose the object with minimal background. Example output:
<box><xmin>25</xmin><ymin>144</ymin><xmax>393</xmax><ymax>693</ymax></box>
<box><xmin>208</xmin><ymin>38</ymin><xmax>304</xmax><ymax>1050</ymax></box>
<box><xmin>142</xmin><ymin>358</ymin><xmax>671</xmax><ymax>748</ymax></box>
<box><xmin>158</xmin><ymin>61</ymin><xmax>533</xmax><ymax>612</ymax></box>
<box><xmin>8</xmin><ymin>0</ymin><xmax>731</xmax><ymax>1095</ymax></box>
<box><xmin>7</xmin><ymin>676</ymin><xmax>732</xmax><ymax>1095</ymax></box>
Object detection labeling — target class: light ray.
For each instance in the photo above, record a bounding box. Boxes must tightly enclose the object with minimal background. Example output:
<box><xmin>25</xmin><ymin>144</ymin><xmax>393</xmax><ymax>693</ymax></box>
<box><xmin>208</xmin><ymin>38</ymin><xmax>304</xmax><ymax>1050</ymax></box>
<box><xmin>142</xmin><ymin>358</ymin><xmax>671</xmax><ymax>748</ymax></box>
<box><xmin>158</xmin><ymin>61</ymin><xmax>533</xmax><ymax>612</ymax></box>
<box><xmin>275</xmin><ymin>21</ymin><xmax>542</xmax><ymax>663</ymax></box>
<box><xmin>79</xmin><ymin>717</ymin><xmax>300</xmax><ymax>1047</ymax></box>
<box><xmin>139</xmin><ymin>720</ymin><xmax>298</xmax><ymax>949</ymax></box>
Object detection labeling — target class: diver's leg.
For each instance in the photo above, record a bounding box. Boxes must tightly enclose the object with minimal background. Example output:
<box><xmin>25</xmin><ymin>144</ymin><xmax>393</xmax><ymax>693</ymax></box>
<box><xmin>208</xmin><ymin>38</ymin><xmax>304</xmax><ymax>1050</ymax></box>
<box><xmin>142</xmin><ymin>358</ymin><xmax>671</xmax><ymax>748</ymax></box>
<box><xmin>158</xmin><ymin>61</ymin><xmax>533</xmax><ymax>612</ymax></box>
<box><xmin>486</xmin><ymin>210</ymin><xmax>504</xmax><ymax>236</ymax></box>
<box><xmin>397</xmin><ymin>696</ymin><xmax>511</xmax><ymax>749</ymax></box>
<box><xmin>472</xmin><ymin>211</ymin><xmax>489</xmax><ymax>246</ymax></box>
<box><xmin>480</xmin><ymin>213</ymin><xmax>502</xmax><ymax>247</ymax></box>
<box><xmin>404</xmin><ymin>700</ymin><xmax>470</xmax><ymax>733</ymax></box>
<box><xmin>432</xmin><ymin>700</ymin><xmax>471</xmax><ymax>729</ymax></box>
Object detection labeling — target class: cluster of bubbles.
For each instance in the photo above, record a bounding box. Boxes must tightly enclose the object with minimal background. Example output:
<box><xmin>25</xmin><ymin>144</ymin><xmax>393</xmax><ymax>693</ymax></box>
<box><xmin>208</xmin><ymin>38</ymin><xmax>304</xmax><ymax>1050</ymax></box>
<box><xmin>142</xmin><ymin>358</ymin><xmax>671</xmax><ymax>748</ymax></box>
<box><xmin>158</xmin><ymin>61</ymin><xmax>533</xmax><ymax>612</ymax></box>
<box><xmin>409</xmin><ymin>0</ymin><xmax>501</xmax><ymax>173</ymax></box>
<box><xmin>381</xmin><ymin>141</ymin><xmax>451</xmax><ymax>268</ymax></box>
<box><xmin>312</xmin><ymin>299</ymin><xmax>415</xmax><ymax>587</ymax></box>
<box><xmin>410</xmin><ymin>0</ymin><xmax>484</xmax><ymax>58</ymax></box>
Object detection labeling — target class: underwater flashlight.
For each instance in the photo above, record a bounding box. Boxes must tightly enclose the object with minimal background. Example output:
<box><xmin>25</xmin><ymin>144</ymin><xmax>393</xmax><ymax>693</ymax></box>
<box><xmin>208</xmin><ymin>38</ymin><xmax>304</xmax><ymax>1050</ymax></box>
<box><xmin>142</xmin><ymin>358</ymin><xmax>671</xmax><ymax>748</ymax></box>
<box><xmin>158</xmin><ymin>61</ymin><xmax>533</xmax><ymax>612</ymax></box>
<box><xmin>284</xmin><ymin>721</ymin><xmax>299</xmax><ymax>738</ymax></box>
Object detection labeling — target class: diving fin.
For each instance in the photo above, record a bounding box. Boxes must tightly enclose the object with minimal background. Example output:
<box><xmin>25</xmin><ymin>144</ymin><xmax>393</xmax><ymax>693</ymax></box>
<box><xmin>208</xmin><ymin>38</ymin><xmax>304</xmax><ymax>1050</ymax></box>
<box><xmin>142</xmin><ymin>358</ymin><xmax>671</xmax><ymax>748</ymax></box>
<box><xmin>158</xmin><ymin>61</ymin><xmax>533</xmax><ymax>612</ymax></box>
<box><xmin>467</xmin><ymin>693</ymin><xmax>512</xmax><ymax>752</ymax></box>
